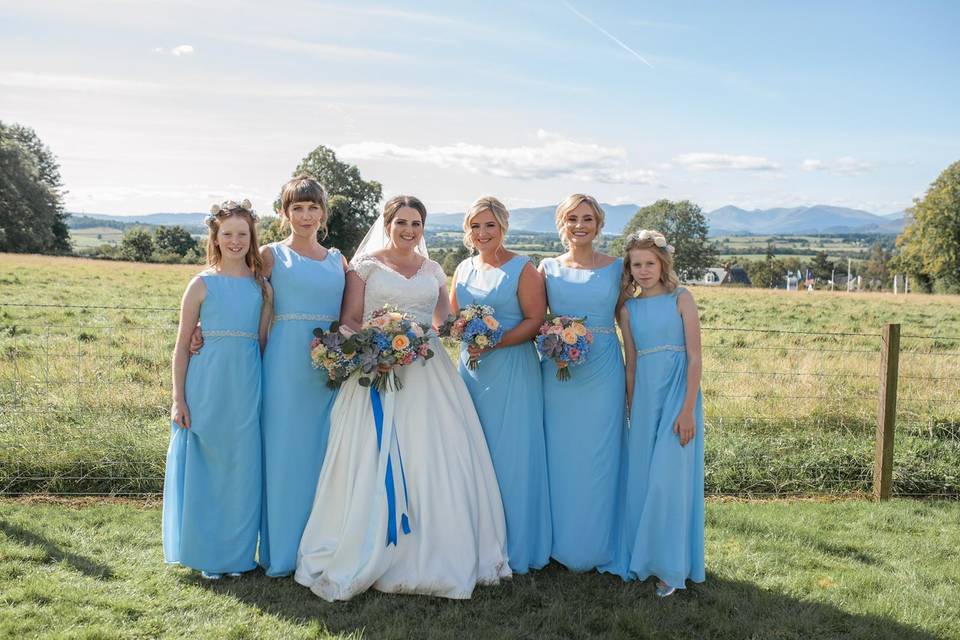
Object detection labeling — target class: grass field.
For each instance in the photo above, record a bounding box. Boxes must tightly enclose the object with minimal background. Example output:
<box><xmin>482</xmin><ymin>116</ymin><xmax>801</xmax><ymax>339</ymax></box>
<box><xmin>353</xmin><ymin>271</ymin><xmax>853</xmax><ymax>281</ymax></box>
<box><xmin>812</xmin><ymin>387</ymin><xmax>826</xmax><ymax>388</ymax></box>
<box><xmin>1</xmin><ymin>497</ymin><xmax>958</xmax><ymax>639</ymax></box>
<box><xmin>1</xmin><ymin>253</ymin><xmax>959</xmax><ymax>496</ymax></box>
<box><xmin>67</xmin><ymin>227</ymin><xmax>126</xmax><ymax>249</ymax></box>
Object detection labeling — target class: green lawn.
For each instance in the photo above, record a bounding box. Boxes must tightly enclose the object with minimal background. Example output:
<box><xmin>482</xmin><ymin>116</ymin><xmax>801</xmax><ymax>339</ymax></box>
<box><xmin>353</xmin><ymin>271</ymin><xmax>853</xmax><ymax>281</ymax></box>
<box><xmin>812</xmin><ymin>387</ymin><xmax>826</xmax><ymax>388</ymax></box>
<box><xmin>1</xmin><ymin>498</ymin><xmax>958</xmax><ymax>639</ymax></box>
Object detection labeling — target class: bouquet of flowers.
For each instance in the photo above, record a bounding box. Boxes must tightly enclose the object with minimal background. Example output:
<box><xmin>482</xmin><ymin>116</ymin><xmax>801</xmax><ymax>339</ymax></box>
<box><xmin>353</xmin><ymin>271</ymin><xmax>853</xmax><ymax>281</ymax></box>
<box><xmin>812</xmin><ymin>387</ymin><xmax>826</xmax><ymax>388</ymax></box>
<box><xmin>353</xmin><ymin>306</ymin><xmax>435</xmax><ymax>391</ymax></box>
<box><xmin>536</xmin><ymin>314</ymin><xmax>593</xmax><ymax>381</ymax></box>
<box><xmin>310</xmin><ymin>322</ymin><xmax>360</xmax><ymax>388</ymax></box>
<box><xmin>447</xmin><ymin>304</ymin><xmax>504</xmax><ymax>370</ymax></box>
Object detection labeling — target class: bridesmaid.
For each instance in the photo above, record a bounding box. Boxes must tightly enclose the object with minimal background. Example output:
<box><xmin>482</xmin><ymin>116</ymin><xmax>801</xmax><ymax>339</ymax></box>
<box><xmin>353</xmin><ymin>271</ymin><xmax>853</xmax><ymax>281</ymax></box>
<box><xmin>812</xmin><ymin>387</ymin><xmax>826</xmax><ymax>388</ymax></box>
<box><xmin>539</xmin><ymin>193</ymin><xmax>625</xmax><ymax>572</ymax></box>
<box><xmin>164</xmin><ymin>199</ymin><xmax>270</xmax><ymax>579</ymax></box>
<box><xmin>258</xmin><ymin>176</ymin><xmax>348</xmax><ymax>577</ymax></box>
<box><xmin>611</xmin><ymin>230</ymin><xmax>705</xmax><ymax>596</ymax></box>
<box><xmin>450</xmin><ymin>196</ymin><xmax>551</xmax><ymax>574</ymax></box>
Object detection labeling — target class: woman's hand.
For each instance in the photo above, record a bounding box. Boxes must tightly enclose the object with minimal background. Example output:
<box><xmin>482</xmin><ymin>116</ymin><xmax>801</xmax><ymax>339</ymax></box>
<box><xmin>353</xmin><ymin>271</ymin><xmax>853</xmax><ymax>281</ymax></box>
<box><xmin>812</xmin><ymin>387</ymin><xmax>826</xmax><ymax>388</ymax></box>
<box><xmin>188</xmin><ymin>325</ymin><xmax>204</xmax><ymax>355</ymax></box>
<box><xmin>466</xmin><ymin>344</ymin><xmax>494</xmax><ymax>358</ymax></box>
<box><xmin>171</xmin><ymin>399</ymin><xmax>191</xmax><ymax>429</ymax></box>
<box><xmin>674</xmin><ymin>409</ymin><xmax>695</xmax><ymax>446</ymax></box>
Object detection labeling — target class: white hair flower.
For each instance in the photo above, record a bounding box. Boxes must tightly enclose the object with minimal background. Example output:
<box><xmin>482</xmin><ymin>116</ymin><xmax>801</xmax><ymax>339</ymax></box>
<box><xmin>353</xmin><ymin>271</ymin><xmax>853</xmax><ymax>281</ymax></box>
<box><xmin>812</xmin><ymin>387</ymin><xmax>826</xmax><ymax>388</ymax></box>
<box><xmin>209</xmin><ymin>203</ymin><xmax>222</xmax><ymax>216</ymax></box>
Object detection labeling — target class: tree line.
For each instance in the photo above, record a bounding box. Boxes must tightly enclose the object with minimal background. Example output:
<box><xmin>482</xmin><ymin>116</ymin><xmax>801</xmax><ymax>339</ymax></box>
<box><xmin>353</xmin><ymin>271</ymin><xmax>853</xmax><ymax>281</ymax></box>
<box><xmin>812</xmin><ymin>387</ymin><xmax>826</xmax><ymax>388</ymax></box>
<box><xmin>2</xmin><ymin>120</ymin><xmax>957</xmax><ymax>293</ymax></box>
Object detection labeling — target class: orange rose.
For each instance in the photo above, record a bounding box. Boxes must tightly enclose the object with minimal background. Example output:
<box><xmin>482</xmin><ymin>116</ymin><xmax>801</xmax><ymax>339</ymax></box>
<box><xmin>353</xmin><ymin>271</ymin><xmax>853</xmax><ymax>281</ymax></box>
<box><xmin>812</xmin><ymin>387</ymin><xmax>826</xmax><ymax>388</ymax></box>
<box><xmin>561</xmin><ymin>328</ymin><xmax>578</xmax><ymax>345</ymax></box>
<box><xmin>392</xmin><ymin>334</ymin><xmax>410</xmax><ymax>350</ymax></box>
<box><xmin>482</xmin><ymin>315</ymin><xmax>500</xmax><ymax>331</ymax></box>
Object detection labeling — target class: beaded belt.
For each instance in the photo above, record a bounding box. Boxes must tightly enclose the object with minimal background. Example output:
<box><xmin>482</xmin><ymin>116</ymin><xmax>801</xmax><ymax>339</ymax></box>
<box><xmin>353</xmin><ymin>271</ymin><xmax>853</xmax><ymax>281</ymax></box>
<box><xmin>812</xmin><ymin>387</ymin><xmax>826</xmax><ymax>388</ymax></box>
<box><xmin>204</xmin><ymin>330</ymin><xmax>258</xmax><ymax>340</ymax></box>
<box><xmin>274</xmin><ymin>313</ymin><xmax>338</xmax><ymax>323</ymax></box>
<box><xmin>637</xmin><ymin>344</ymin><xmax>686</xmax><ymax>357</ymax></box>
<box><xmin>590</xmin><ymin>326</ymin><xmax>618</xmax><ymax>335</ymax></box>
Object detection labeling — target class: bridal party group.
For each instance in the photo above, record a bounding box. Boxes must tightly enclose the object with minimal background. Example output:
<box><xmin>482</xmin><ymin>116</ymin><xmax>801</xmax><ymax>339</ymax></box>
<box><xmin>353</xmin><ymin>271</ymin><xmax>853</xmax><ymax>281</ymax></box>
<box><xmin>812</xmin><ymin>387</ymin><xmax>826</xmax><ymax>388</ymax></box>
<box><xmin>163</xmin><ymin>175</ymin><xmax>705</xmax><ymax>602</ymax></box>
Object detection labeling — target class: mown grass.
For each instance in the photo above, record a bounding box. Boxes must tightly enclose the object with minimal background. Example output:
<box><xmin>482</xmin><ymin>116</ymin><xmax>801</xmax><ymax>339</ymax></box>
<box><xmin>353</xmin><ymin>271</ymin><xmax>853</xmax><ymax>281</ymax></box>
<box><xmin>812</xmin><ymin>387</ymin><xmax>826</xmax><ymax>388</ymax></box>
<box><xmin>1</xmin><ymin>498</ymin><xmax>958</xmax><ymax>639</ymax></box>
<box><xmin>2</xmin><ymin>253</ymin><xmax>959</xmax><ymax>496</ymax></box>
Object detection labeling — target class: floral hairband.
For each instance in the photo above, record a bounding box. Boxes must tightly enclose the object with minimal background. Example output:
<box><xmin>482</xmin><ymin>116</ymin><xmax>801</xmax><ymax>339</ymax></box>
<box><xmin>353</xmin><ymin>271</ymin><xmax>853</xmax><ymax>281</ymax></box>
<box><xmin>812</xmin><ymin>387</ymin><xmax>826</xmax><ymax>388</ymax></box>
<box><xmin>206</xmin><ymin>199</ymin><xmax>258</xmax><ymax>225</ymax></box>
<box><xmin>635</xmin><ymin>229</ymin><xmax>675</xmax><ymax>254</ymax></box>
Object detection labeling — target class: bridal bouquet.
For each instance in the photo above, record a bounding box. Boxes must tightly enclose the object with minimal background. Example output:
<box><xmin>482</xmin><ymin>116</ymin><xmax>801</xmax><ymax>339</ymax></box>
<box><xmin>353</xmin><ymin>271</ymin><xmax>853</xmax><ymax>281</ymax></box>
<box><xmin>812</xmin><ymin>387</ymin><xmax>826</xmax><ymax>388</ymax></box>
<box><xmin>354</xmin><ymin>306</ymin><xmax>435</xmax><ymax>391</ymax></box>
<box><xmin>311</xmin><ymin>322</ymin><xmax>360</xmax><ymax>388</ymax></box>
<box><xmin>536</xmin><ymin>314</ymin><xmax>593</xmax><ymax>381</ymax></box>
<box><xmin>447</xmin><ymin>304</ymin><xmax>504</xmax><ymax>370</ymax></box>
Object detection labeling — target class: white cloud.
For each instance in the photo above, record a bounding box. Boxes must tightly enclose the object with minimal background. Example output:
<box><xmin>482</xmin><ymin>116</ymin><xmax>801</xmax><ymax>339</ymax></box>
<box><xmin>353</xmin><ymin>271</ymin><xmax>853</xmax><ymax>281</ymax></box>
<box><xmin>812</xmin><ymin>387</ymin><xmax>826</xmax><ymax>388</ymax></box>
<box><xmin>799</xmin><ymin>156</ymin><xmax>873</xmax><ymax>176</ymax></box>
<box><xmin>153</xmin><ymin>44</ymin><xmax>195</xmax><ymax>56</ymax></box>
<box><xmin>337</xmin><ymin>130</ymin><xmax>660</xmax><ymax>185</ymax></box>
<box><xmin>675</xmin><ymin>153</ymin><xmax>780</xmax><ymax>171</ymax></box>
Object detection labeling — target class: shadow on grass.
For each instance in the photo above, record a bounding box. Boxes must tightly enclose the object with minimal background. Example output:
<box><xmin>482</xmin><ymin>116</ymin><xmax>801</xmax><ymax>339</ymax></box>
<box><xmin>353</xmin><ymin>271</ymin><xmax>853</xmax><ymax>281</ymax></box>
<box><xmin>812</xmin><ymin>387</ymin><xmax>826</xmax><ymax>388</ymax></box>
<box><xmin>0</xmin><ymin>519</ymin><xmax>114</xmax><ymax>580</ymax></box>
<box><xmin>194</xmin><ymin>562</ymin><xmax>936</xmax><ymax>640</ymax></box>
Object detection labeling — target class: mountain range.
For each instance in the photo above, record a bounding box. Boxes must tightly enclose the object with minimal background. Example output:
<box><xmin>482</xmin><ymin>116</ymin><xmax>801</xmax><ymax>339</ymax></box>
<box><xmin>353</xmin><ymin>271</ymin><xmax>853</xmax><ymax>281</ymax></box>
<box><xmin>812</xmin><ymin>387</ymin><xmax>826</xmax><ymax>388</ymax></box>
<box><xmin>69</xmin><ymin>204</ymin><xmax>907</xmax><ymax>236</ymax></box>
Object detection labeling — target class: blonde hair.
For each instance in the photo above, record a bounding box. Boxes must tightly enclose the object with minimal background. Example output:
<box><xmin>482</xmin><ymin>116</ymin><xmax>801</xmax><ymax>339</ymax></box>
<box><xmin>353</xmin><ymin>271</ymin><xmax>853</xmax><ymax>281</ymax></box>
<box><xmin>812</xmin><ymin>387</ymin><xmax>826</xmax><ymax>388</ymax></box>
<box><xmin>279</xmin><ymin>175</ymin><xmax>329</xmax><ymax>240</ymax></box>
<box><xmin>382</xmin><ymin>194</ymin><xmax>428</xmax><ymax>227</ymax></box>
<box><xmin>462</xmin><ymin>196</ymin><xmax>509</xmax><ymax>252</ymax></box>
<box><xmin>205</xmin><ymin>204</ymin><xmax>267</xmax><ymax>297</ymax></box>
<box><xmin>619</xmin><ymin>230</ymin><xmax>680</xmax><ymax>306</ymax></box>
<box><xmin>554</xmin><ymin>194</ymin><xmax>605</xmax><ymax>249</ymax></box>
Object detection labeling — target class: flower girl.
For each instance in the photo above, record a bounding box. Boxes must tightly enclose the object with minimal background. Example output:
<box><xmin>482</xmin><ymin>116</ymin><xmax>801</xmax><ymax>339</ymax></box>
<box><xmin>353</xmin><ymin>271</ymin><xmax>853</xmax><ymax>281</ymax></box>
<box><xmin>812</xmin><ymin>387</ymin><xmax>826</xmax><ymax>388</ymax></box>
<box><xmin>609</xmin><ymin>229</ymin><xmax>705</xmax><ymax>596</ymax></box>
<box><xmin>163</xmin><ymin>199</ymin><xmax>272</xmax><ymax>579</ymax></box>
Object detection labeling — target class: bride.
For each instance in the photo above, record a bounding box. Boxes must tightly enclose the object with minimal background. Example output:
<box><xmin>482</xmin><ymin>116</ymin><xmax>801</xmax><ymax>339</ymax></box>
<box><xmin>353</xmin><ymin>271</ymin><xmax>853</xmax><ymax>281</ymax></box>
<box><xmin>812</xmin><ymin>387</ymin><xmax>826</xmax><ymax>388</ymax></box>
<box><xmin>294</xmin><ymin>195</ymin><xmax>511</xmax><ymax>601</ymax></box>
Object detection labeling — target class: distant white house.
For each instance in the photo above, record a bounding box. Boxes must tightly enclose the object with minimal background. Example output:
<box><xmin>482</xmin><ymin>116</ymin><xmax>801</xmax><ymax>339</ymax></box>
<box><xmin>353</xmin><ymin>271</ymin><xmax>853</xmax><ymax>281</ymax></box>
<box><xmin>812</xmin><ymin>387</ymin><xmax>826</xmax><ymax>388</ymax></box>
<box><xmin>686</xmin><ymin>267</ymin><xmax>725</xmax><ymax>286</ymax></box>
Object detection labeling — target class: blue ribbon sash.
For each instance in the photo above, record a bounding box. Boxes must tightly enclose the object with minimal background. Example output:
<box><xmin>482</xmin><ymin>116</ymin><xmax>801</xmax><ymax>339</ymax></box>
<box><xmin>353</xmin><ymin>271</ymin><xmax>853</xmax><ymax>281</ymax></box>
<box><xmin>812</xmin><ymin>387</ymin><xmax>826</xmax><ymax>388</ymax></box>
<box><xmin>370</xmin><ymin>387</ymin><xmax>412</xmax><ymax>546</ymax></box>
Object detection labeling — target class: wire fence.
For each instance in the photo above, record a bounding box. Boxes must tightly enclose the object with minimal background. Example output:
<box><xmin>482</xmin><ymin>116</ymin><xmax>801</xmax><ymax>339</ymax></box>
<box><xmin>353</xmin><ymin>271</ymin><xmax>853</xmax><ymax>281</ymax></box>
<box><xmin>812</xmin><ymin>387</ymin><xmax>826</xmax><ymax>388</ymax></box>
<box><xmin>2</xmin><ymin>303</ymin><xmax>959</xmax><ymax>498</ymax></box>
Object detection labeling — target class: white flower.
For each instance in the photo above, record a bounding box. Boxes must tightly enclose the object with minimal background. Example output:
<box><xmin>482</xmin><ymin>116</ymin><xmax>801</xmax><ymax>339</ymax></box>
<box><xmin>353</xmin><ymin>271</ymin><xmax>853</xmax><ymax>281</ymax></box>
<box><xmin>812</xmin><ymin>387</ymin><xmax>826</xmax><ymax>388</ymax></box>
<box><xmin>666</xmin><ymin>244</ymin><xmax>675</xmax><ymax>254</ymax></box>
<box><xmin>653</xmin><ymin>235</ymin><xmax>667</xmax><ymax>248</ymax></box>
<box><xmin>240</xmin><ymin>198</ymin><xmax>253</xmax><ymax>211</ymax></box>
<box><xmin>209</xmin><ymin>203</ymin><xmax>222</xmax><ymax>215</ymax></box>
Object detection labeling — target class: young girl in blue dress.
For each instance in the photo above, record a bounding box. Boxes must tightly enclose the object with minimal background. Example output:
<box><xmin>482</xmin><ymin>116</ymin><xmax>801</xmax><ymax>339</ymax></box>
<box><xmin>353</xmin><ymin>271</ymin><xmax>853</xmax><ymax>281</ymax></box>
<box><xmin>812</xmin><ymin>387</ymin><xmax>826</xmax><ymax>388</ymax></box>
<box><xmin>189</xmin><ymin>178</ymin><xmax>347</xmax><ymax>577</ymax></box>
<box><xmin>611</xmin><ymin>229</ymin><xmax>705</xmax><ymax>597</ymax></box>
<box><xmin>164</xmin><ymin>199</ymin><xmax>272</xmax><ymax>579</ymax></box>
<box><xmin>539</xmin><ymin>194</ymin><xmax>625</xmax><ymax>572</ymax></box>
<box><xmin>450</xmin><ymin>196</ymin><xmax>551</xmax><ymax>574</ymax></box>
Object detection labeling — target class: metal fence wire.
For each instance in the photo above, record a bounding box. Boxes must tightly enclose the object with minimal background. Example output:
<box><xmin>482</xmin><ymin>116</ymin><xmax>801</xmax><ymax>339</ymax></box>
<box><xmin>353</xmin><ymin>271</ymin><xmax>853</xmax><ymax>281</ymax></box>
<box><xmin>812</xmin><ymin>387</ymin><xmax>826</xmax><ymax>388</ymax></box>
<box><xmin>1</xmin><ymin>303</ymin><xmax>958</xmax><ymax>498</ymax></box>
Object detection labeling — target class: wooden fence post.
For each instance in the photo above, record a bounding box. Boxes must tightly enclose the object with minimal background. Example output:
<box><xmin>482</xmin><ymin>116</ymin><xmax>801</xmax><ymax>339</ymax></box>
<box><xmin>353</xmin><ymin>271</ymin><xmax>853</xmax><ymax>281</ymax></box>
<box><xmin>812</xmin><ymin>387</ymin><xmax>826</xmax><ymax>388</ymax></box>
<box><xmin>873</xmin><ymin>323</ymin><xmax>900</xmax><ymax>501</ymax></box>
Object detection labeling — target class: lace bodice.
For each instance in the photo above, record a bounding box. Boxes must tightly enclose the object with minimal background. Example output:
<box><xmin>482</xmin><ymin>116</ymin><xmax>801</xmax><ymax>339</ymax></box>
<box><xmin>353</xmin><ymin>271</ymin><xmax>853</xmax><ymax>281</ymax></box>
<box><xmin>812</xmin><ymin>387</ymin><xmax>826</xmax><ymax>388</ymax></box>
<box><xmin>350</xmin><ymin>256</ymin><xmax>447</xmax><ymax>326</ymax></box>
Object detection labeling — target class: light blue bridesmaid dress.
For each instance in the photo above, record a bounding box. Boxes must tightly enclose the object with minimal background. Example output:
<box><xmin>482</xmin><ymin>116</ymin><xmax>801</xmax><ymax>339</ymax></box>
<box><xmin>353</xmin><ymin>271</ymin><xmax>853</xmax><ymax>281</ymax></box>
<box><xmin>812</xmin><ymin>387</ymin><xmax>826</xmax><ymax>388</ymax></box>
<box><xmin>540</xmin><ymin>257</ymin><xmax>626</xmax><ymax>572</ymax></box>
<box><xmin>612</xmin><ymin>288</ymin><xmax>705</xmax><ymax>589</ymax></box>
<box><xmin>259</xmin><ymin>243</ymin><xmax>345</xmax><ymax>577</ymax></box>
<box><xmin>455</xmin><ymin>255</ymin><xmax>551</xmax><ymax>574</ymax></box>
<box><xmin>163</xmin><ymin>274</ymin><xmax>263</xmax><ymax>574</ymax></box>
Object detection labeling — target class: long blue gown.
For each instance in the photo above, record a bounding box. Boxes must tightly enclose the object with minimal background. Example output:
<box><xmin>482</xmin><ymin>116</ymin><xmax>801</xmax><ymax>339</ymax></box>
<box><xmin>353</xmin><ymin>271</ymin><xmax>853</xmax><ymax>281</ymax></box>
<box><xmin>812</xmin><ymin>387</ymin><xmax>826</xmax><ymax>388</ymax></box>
<box><xmin>610</xmin><ymin>288</ymin><xmax>705</xmax><ymax>589</ymax></box>
<box><xmin>163</xmin><ymin>274</ymin><xmax>263</xmax><ymax>574</ymax></box>
<box><xmin>540</xmin><ymin>257</ymin><xmax>626</xmax><ymax>572</ymax></box>
<box><xmin>259</xmin><ymin>243</ymin><xmax>345</xmax><ymax>577</ymax></box>
<box><xmin>455</xmin><ymin>255</ymin><xmax>552</xmax><ymax>574</ymax></box>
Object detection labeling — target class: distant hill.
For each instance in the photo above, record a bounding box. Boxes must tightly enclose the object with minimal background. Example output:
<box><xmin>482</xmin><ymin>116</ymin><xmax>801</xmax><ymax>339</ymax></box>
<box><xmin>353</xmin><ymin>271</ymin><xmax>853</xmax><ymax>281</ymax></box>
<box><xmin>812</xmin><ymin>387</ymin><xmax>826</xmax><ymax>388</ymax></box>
<box><xmin>706</xmin><ymin>205</ymin><xmax>905</xmax><ymax>236</ymax></box>
<box><xmin>431</xmin><ymin>203</ymin><xmax>639</xmax><ymax>234</ymax></box>
<box><xmin>71</xmin><ymin>204</ymin><xmax>906</xmax><ymax>237</ymax></box>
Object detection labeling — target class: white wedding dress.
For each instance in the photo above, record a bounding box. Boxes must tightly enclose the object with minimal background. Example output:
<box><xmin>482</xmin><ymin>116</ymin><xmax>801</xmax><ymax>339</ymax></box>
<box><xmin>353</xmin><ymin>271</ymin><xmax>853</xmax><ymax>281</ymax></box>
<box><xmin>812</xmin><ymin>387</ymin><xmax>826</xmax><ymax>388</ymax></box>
<box><xmin>294</xmin><ymin>256</ymin><xmax>511</xmax><ymax>601</ymax></box>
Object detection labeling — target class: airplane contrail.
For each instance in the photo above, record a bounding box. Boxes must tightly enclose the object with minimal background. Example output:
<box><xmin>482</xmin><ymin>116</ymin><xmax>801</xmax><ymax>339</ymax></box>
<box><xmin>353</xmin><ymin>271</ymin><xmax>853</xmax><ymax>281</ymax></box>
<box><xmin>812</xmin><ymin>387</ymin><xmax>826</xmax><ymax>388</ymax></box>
<box><xmin>561</xmin><ymin>1</ymin><xmax>654</xmax><ymax>69</ymax></box>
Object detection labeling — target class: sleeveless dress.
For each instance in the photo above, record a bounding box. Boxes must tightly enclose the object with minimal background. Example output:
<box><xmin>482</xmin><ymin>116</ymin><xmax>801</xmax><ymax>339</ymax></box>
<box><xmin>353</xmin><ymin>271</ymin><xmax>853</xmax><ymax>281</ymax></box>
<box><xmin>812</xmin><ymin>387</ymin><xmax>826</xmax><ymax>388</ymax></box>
<box><xmin>609</xmin><ymin>289</ymin><xmax>705</xmax><ymax>589</ymax></box>
<box><xmin>295</xmin><ymin>257</ymin><xmax>510</xmax><ymax>601</ymax></box>
<box><xmin>540</xmin><ymin>257</ymin><xmax>626</xmax><ymax>572</ymax></box>
<box><xmin>162</xmin><ymin>274</ymin><xmax>263</xmax><ymax>574</ymax></box>
<box><xmin>454</xmin><ymin>255</ymin><xmax>551</xmax><ymax>574</ymax></box>
<box><xmin>259</xmin><ymin>243</ymin><xmax>345</xmax><ymax>577</ymax></box>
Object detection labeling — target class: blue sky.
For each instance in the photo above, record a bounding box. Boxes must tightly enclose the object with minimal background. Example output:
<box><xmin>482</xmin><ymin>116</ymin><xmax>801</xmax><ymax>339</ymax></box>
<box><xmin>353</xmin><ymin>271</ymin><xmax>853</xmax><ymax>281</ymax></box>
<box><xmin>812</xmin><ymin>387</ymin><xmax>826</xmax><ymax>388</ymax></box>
<box><xmin>1</xmin><ymin>0</ymin><xmax>957</xmax><ymax>216</ymax></box>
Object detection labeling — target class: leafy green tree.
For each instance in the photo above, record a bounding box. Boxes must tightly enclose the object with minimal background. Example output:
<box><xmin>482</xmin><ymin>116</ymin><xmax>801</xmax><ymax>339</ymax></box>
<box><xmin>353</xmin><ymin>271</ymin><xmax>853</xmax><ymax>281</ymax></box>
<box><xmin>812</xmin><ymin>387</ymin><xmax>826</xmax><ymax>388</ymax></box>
<box><xmin>810</xmin><ymin>251</ymin><xmax>833</xmax><ymax>283</ymax></box>
<box><xmin>256</xmin><ymin>216</ymin><xmax>285</xmax><ymax>245</ymax></box>
<box><xmin>280</xmin><ymin>146</ymin><xmax>383</xmax><ymax>258</ymax></box>
<box><xmin>895</xmin><ymin>160</ymin><xmax>960</xmax><ymax>293</ymax></box>
<box><xmin>0</xmin><ymin>121</ymin><xmax>70</xmax><ymax>253</ymax></box>
<box><xmin>613</xmin><ymin>200</ymin><xmax>715</xmax><ymax>280</ymax></box>
<box><xmin>154</xmin><ymin>225</ymin><xmax>197</xmax><ymax>257</ymax></box>
<box><xmin>442</xmin><ymin>244</ymin><xmax>470</xmax><ymax>276</ymax></box>
<box><xmin>864</xmin><ymin>241</ymin><xmax>891</xmax><ymax>289</ymax></box>
<box><xmin>120</xmin><ymin>228</ymin><xmax>155</xmax><ymax>262</ymax></box>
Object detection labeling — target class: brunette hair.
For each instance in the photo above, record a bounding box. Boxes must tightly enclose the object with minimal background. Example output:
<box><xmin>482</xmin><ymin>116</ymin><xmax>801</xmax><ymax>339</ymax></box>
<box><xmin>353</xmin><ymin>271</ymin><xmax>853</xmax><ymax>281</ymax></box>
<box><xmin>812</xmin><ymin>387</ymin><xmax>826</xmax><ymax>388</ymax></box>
<box><xmin>279</xmin><ymin>175</ymin><xmax>330</xmax><ymax>240</ymax></box>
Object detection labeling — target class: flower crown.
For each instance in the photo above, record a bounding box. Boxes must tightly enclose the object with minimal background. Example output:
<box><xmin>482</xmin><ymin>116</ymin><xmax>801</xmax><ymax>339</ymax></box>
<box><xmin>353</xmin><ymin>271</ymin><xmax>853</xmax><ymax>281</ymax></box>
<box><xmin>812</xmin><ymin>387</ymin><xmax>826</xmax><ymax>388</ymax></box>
<box><xmin>634</xmin><ymin>229</ymin><xmax>674</xmax><ymax>254</ymax></box>
<box><xmin>206</xmin><ymin>199</ymin><xmax>258</xmax><ymax>225</ymax></box>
